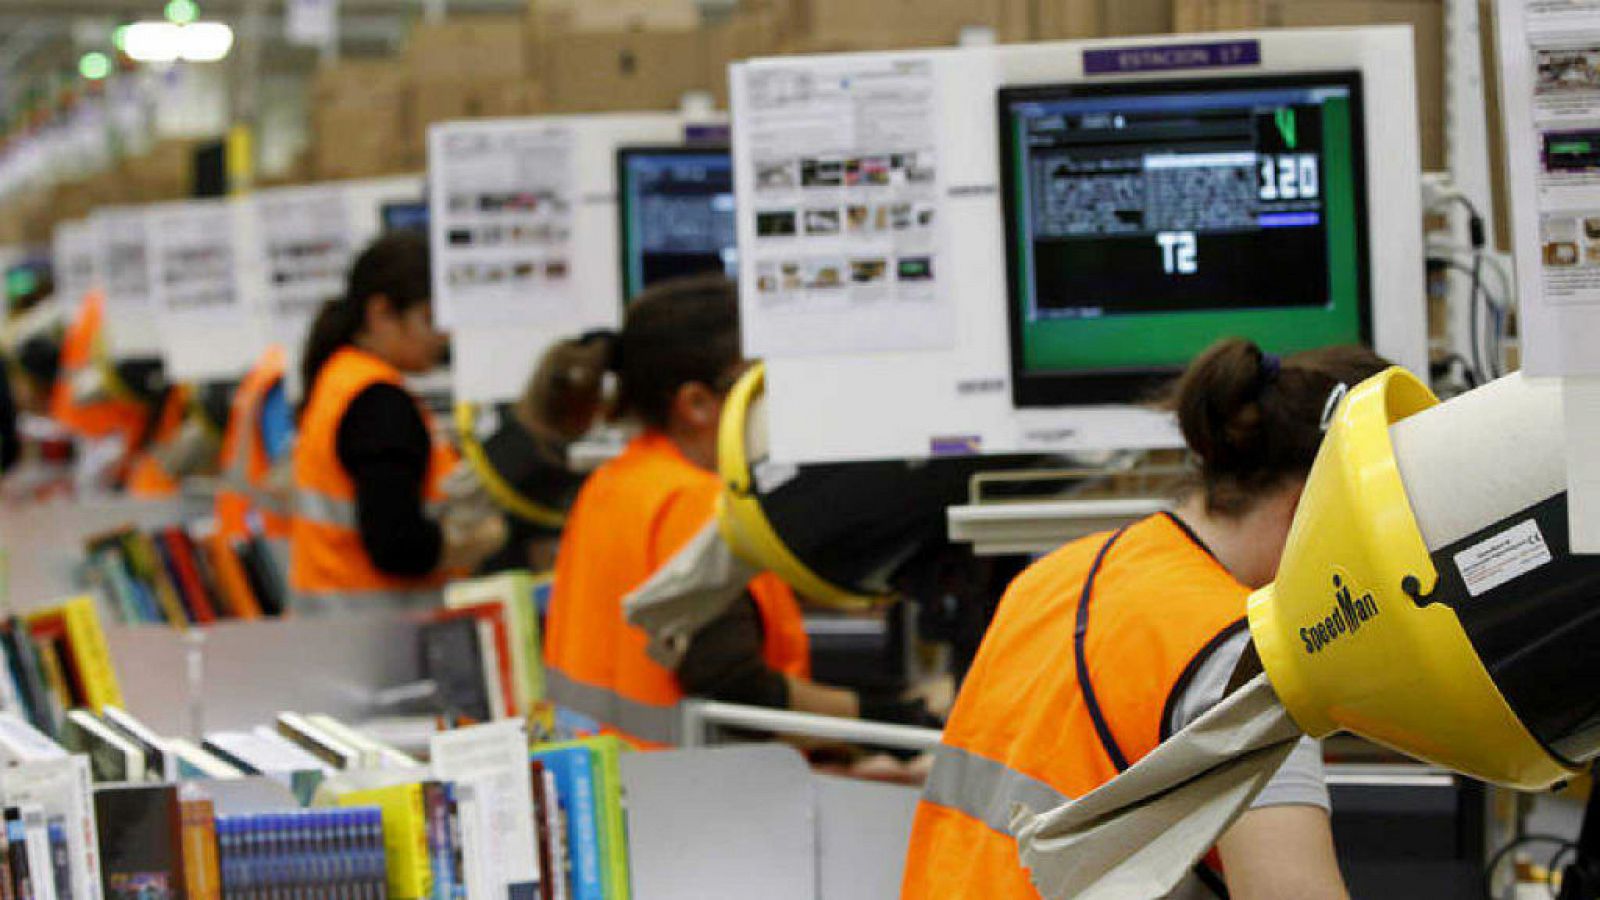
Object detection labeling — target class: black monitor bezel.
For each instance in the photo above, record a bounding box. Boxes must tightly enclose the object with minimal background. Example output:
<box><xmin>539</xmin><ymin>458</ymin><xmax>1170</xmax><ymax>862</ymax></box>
<box><xmin>997</xmin><ymin>69</ymin><xmax>1372</xmax><ymax>410</ymax></box>
<box><xmin>615</xmin><ymin>143</ymin><xmax>734</xmax><ymax>307</ymax></box>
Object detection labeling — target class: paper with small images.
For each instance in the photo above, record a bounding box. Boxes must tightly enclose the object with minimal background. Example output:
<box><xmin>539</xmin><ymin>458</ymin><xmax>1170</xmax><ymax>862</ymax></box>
<box><xmin>150</xmin><ymin>200</ymin><xmax>241</xmax><ymax>318</ymax></box>
<box><xmin>52</xmin><ymin>220</ymin><xmax>97</xmax><ymax>313</ymax></box>
<box><xmin>430</xmin><ymin>122</ymin><xmax>577</xmax><ymax>329</ymax></box>
<box><xmin>90</xmin><ymin>207</ymin><xmax>161</xmax><ymax>357</ymax></box>
<box><xmin>736</xmin><ymin>57</ymin><xmax>955</xmax><ymax>357</ymax></box>
<box><xmin>253</xmin><ymin>186</ymin><xmax>357</xmax><ymax>360</ymax></box>
<box><xmin>1517</xmin><ymin>5</ymin><xmax>1600</xmax><ymax>308</ymax></box>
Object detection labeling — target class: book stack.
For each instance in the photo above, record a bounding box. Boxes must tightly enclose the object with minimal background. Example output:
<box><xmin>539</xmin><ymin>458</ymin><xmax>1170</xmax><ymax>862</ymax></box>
<box><xmin>0</xmin><ymin>756</ymin><xmax>102</xmax><ymax>900</ymax></box>
<box><xmin>334</xmin><ymin>781</ymin><xmax>466</xmax><ymax>900</ymax></box>
<box><xmin>84</xmin><ymin>522</ymin><xmax>287</xmax><ymax>627</ymax></box>
<box><xmin>215</xmin><ymin>808</ymin><xmax>389</xmax><ymax>900</ymax></box>
<box><xmin>423</xmin><ymin>573</ymin><xmax>548</xmax><ymax>726</ymax></box>
<box><xmin>0</xmin><ymin>596</ymin><xmax>124</xmax><ymax>747</ymax></box>
<box><xmin>531</xmin><ymin>737</ymin><xmax>631</xmax><ymax>900</ymax></box>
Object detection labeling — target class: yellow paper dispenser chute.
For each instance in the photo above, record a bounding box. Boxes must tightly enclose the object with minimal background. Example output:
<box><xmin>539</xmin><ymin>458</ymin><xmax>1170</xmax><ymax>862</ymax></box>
<box><xmin>1248</xmin><ymin>367</ymin><xmax>1596</xmax><ymax>790</ymax></box>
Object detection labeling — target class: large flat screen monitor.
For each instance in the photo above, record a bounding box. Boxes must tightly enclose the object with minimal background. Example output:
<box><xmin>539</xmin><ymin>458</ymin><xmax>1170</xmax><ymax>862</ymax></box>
<box><xmin>617</xmin><ymin>145</ymin><xmax>737</xmax><ymax>303</ymax></box>
<box><xmin>999</xmin><ymin>71</ymin><xmax>1370</xmax><ymax>407</ymax></box>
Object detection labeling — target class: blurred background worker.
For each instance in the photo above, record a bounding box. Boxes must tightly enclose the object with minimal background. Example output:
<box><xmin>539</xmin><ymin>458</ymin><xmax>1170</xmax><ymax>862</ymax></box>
<box><xmin>289</xmin><ymin>232</ymin><xmax>505</xmax><ymax>614</ymax></box>
<box><xmin>541</xmin><ymin>276</ymin><xmax>938</xmax><ymax>748</ymax></box>
<box><xmin>902</xmin><ymin>338</ymin><xmax>1390</xmax><ymax>899</ymax></box>
<box><xmin>214</xmin><ymin>345</ymin><xmax>294</xmax><ymax>544</ymax></box>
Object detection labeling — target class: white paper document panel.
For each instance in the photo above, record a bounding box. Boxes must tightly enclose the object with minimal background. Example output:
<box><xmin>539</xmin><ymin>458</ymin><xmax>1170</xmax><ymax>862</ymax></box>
<box><xmin>436</xmin><ymin>113</ymin><xmax>692</xmax><ymax>403</ymax></box>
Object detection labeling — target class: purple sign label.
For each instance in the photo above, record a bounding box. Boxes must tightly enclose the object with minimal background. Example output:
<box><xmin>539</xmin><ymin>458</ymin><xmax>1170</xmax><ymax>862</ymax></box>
<box><xmin>930</xmin><ymin>435</ymin><xmax>983</xmax><ymax>458</ymax></box>
<box><xmin>1083</xmin><ymin>40</ymin><xmax>1260</xmax><ymax>76</ymax></box>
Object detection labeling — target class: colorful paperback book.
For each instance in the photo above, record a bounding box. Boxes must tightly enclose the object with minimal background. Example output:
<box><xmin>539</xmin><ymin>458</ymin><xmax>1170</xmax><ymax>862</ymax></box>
<box><xmin>92</xmin><ymin>785</ymin><xmax>182</xmax><ymax>900</ymax></box>
<box><xmin>60</xmin><ymin>713</ymin><xmax>143</xmax><ymax>784</ymax></box>
<box><xmin>529</xmin><ymin>746</ymin><xmax>601</xmax><ymax>900</ymax></box>
<box><xmin>335</xmin><ymin>783</ymin><xmax>430</xmax><ymax>900</ymax></box>
<box><xmin>444</xmin><ymin>572</ymin><xmax>547</xmax><ymax>711</ymax></box>
<box><xmin>540</xmin><ymin>738</ymin><xmax>629</xmax><ymax>900</ymax></box>
<box><xmin>25</xmin><ymin>597</ymin><xmax>123</xmax><ymax>712</ymax></box>
<box><xmin>98</xmin><ymin>709</ymin><xmax>172</xmax><ymax>783</ymax></box>
<box><xmin>177</xmin><ymin>800</ymin><xmax>218</xmax><ymax>900</ymax></box>
<box><xmin>0</xmin><ymin>756</ymin><xmax>101</xmax><ymax>900</ymax></box>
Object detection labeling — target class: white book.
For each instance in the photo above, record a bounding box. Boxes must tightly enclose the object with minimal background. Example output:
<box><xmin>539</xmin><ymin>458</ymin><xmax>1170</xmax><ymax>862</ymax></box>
<box><xmin>476</xmin><ymin>620</ymin><xmax>508</xmax><ymax>721</ymax></box>
<box><xmin>304</xmin><ymin>715</ymin><xmax>422</xmax><ymax>771</ymax></box>
<box><xmin>429</xmin><ymin>720</ymin><xmax>540</xmax><ymax>899</ymax></box>
<box><xmin>20</xmin><ymin>804</ymin><xmax>58</xmax><ymax>900</ymax></box>
<box><xmin>166</xmin><ymin>739</ymin><xmax>245</xmax><ymax>780</ymax></box>
<box><xmin>543</xmin><ymin>769</ymin><xmax>570</xmax><ymax>900</ymax></box>
<box><xmin>100</xmin><ymin>707</ymin><xmax>174</xmax><ymax>782</ymax></box>
<box><xmin>274</xmin><ymin>713</ymin><xmax>360</xmax><ymax>770</ymax></box>
<box><xmin>0</xmin><ymin>712</ymin><xmax>66</xmax><ymax>765</ymax></box>
<box><xmin>203</xmin><ymin>730</ymin><xmax>331</xmax><ymax>778</ymax></box>
<box><xmin>63</xmin><ymin>712</ymin><xmax>144</xmax><ymax>784</ymax></box>
<box><xmin>0</xmin><ymin>756</ymin><xmax>103</xmax><ymax>900</ymax></box>
<box><xmin>453</xmin><ymin>782</ymin><xmax>495</xmax><ymax>900</ymax></box>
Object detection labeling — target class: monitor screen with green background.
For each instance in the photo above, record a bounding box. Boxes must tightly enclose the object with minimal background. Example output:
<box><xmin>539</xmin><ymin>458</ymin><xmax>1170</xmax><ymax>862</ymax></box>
<box><xmin>999</xmin><ymin>71</ymin><xmax>1370</xmax><ymax>407</ymax></box>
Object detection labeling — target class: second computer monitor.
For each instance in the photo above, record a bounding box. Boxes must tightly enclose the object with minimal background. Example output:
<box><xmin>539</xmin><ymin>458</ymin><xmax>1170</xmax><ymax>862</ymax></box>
<box><xmin>617</xmin><ymin>145</ymin><xmax>738</xmax><ymax>303</ymax></box>
<box><xmin>999</xmin><ymin>71</ymin><xmax>1371</xmax><ymax>407</ymax></box>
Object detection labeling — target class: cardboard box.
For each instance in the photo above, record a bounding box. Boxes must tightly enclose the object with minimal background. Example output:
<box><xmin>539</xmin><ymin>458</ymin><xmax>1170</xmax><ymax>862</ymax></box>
<box><xmin>706</xmin><ymin>7</ymin><xmax>786</xmax><ymax>105</ymax></box>
<box><xmin>530</xmin><ymin>0</ymin><xmax>702</xmax><ymax>41</ymax></box>
<box><xmin>312</xmin><ymin>59</ymin><xmax>410</xmax><ymax>109</ymax></box>
<box><xmin>1038</xmin><ymin>0</ymin><xmax>1174</xmax><ymax>39</ymax></box>
<box><xmin>1171</xmin><ymin>0</ymin><xmax>1445</xmax><ymax>170</ymax></box>
<box><xmin>311</xmin><ymin>108</ymin><xmax>408</xmax><ymax>181</ymax></box>
<box><xmin>541</xmin><ymin>29</ymin><xmax>710</xmax><ymax>113</ymax></box>
<box><xmin>409</xmin><ymin>15</ymin><xmax>532</xmax><ymax>83</ymax></box>
<box><xmin>799</xmin><ymin>0</ymin><xmax>1030</xmax><ymax>46</ymax></box>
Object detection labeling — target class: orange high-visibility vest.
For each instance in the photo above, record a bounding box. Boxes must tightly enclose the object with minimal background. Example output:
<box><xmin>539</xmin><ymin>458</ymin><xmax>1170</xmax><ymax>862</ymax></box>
<box><xmin>901</xmin><ymin>513</ymin><xmax>1250</xmax><ymax>898</ymax></box>
<box><xmin>289</xmin><ymin>346</ymin><xmax>458</xmax><ymax>607</ymax></box>
<box><xmin>49</xmin><ymin>290</ymin><xmax>146</xmax><ymax>445</ymax></box>
<box><xmin>216</xmin><ymin>347</ymin><xmax>292</xmax><ymax>542</ymax></box>
<box><xmin>544</xmin><ymin>431</ymin><xmax>811</xmax><ymax>748</ymax></box>
<box><xmin>124</xmin><ymin>385</ymin><xmax>193</xmax><ymax>499</ymax></box>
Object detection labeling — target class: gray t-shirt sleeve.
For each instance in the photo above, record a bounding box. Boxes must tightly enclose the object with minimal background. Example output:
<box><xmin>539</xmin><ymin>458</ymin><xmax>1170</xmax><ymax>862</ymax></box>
<box><xmin>1166</xmin><ymin>628</ymin><xmax>1331</xmax><ymax>812</ymax></box>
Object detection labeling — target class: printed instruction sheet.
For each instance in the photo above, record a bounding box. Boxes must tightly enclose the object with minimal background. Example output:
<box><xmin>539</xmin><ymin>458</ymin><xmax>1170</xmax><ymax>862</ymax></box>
<box><xmin>429</xmin><ymin>122</ymin><xmax>578</xmax><ymax>329</ymax></box>
<box><xmin>734</xmin><ymin>57</ymin><xmax>957</xmax><ymax>357</ymax></box>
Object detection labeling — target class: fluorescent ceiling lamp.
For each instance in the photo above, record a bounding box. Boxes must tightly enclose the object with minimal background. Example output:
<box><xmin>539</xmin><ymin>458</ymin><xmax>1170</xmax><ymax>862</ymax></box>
<box><xmin>121</xmin><ymin>20</ymin><xmax>233</xmax><ymax>63</ymax></box>
<box><xmin>179</xmin><ymin>22</ymin><xmax>233</xmax><ymax>61</ymax></box>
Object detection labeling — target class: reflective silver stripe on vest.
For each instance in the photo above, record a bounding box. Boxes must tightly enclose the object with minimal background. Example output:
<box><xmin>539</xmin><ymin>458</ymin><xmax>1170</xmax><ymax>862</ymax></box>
<box><xmin>294</xmin><ymin>490</ymin><xmax>358</xmax><ymax>528</ymax></box>
<box><xmin>545</xmin><ymin>668</ymin><xmax>681</xmax><ymax>745</ymax></box>
<box><xmin>290</xmin><ymin>588</ymin><xmax>442</xmax><ymax>615</ymax></box>
<box><xmin>921</xmin><ymin>743</ymin><xmax>1071</xmax><ymax>836</ymax></box>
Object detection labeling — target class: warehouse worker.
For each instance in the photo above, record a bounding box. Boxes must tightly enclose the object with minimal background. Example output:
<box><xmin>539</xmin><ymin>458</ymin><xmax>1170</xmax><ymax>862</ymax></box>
<box><xmin>123</xmin><ymin>382</ymin><xmax>196</xmax><ymax>497</ymax></box>
<box><xmin>215</xmin><ymin>345</ymin><xmax>295</xmax><ymax>543</ymax></box>
<box><xmin>543</xmin><ymin>276</ymin><xmax>934</xmax><ymax>748</ymax></box>
<box><xmin>902</xmin><ymin>338</ymin><xmax>1390</xmax><ymax>899</ymax></box>
<box><xmin>289</xmin><ymin>232</ymin><xmax>504</xmax><ymax>613</ymax></box>
<box><xmin>49</xmin><ymin>290</ymin><xmax>150</xmax><ymax>464</ymax></box>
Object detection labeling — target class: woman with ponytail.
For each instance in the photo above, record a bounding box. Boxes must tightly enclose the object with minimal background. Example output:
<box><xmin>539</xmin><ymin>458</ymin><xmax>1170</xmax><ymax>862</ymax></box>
<box><xmin>903</xmin><ymin>337</ymin><xmax>1393</xmax><ymax>899</ymax></box>
<box><xmin>288</xmin><ymin>232</ymin><xmax>505</xmax><ymax>613</ymax></box>
<box><xmin>541</xmin><ymin>275</ymin><xmax>925</xmax><ymax>748</ymax></box>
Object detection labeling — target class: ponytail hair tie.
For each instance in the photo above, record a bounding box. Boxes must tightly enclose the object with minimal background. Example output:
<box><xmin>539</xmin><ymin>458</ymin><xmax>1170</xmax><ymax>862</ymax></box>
<box><xmin>1258</xmin><ymin>353</ymin><xmax>1282</xmax><ymax>388</ymax></box>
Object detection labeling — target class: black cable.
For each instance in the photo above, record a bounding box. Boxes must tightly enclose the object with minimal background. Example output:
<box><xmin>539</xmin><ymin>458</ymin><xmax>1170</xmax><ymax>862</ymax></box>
<box><xmin>1484</xmin><ymin>834</ymin><xmax>1579</xmax><ymax>900</ymax></box>
<box><xmin>1551</xmin><ymin>843</ymin><xmax>1578</xmax><ymax>899</ymax></box>
<box><xmin>1429</xmin><ymin>257</ymin><xmax>1509</xmax><ymax>384</ymax></box>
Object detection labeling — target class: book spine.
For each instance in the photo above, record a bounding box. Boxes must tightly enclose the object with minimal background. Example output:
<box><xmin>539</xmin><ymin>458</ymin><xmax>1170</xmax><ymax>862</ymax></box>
<box><xmin>528</xmin><ymin>763</ymin><xmax>554</xmax><ymax>900</ymax></box>
<box><xmin>60</xmin><ymin>599</ymin><xmax>122</xmax><ymax>712</ymax></box>
<box><xmin>8</xmin><ymin>815</ymin><xmax>33</xmax><ymax>900</ymax></box>
<box><xmin>541</xmin><ymin>772</ymin><xmax>569</xmax><ymax>900</ymax></box>
<box><xmin>441</xmin><ymin>787</ymin><xmax>464</xmax><ymax>900</ymax></box>
<box><xmin>181</xmin><ymin>800</ymin><xmax>221</xmax><ymax>900</ymax></box>
<box><xmin>592</xmin><ymin>741</ymin><xmax>628</xmax><ymax>900</ymax></box>
<box><xmin>419</xmin><ymin>785</ymin><xmax>449</xmax><ymax>900</ymax></box>
<box><xmin>538</xmin><ymin>754</ymin><xmax>600</xmax><ymax>900</ymax></box>
<box><xmin>0</xmin><ymin>814</ymin><xmax>15</xmax><ymax>900</ymax></box>
<box><xmin>45</xmin><ymin>825</ymin><xmax>66</xmax><ymax>900</ymax></box>
<box><xmin>361</xmin><ymin>810</ymin><xmax>387</xmax><ymax>900</ymax></box>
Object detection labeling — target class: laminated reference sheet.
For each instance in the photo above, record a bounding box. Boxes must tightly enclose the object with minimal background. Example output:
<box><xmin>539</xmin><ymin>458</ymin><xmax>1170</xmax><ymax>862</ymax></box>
<box><xmin>429</xmin><ymin>121</ymin><xmax>578</xmax><ymax>329</ymax></box>
<box><xmin>253</xmin><ymin>185</ymin><xmax>356</xmax><ymax>360</ymax></box>
<box><xmin>733</xmin><ymin>56</ymin><xmax>958</xmax><ymax>357</ymax></box>
<box><xmin>1496</xmin><ymin>0</ymin><xmax>1600</xmax><ymax>375</ymax></box>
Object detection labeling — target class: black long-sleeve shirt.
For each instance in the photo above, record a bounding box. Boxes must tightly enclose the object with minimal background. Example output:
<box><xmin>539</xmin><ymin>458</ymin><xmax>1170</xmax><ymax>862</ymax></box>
<box><xmin>334</xmin><ymin>384</ymin><xmax>443</xmax><ymax>577</ymax></box>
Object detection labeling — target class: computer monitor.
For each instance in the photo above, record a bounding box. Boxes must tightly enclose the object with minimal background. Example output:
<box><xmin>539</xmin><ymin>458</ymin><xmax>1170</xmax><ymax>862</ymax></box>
<box><xmin>999</xmin><ymin>71</ymin><xmax>1370</xmax><ymax>408</ymax></box>
<box><xmin>617</xmin><ymin>145</ymin><xmax>737</xmax><ymax>303</ymax></box>
<box><xmin>382</xmin><ymin>201</ymin><xmax>429</xmax><ymax>234</ymax></box>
